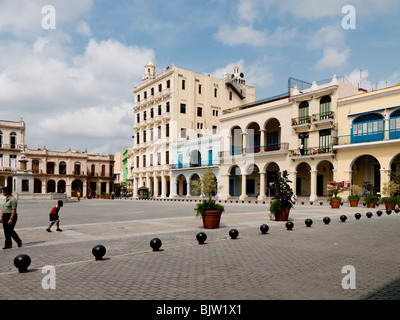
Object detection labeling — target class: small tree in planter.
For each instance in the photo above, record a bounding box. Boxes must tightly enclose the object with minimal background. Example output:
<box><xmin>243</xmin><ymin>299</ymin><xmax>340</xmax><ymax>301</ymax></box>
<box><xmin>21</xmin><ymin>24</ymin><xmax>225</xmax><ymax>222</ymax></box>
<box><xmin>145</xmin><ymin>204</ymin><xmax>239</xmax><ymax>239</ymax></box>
<box><xmin>327</xmin><ymin>186</ymin><xmax>343</xmax><ymax>208</ymax></box>
<box><xmin>348</xmin><ymin>185</ymin><xmax>362</xmax><ymax>207</ymax></box>
<box><xmin>362</xmin><ymin>181</ymin><xmax>379</xmax><ymax>208</ymax></box>
<box><xmin>380</xmin><ymin>180</ymin><xmax>400</xmax><ymax>210</ymax></box>
<box><xmin>193</xmin><ymin>167</ymin><xmax>224</xmax><ymax>229</ymax></box>
<box><xmin>269</xmin><ymin>170</ymin><xmax>295</xmax><ymax>221</ymax></box>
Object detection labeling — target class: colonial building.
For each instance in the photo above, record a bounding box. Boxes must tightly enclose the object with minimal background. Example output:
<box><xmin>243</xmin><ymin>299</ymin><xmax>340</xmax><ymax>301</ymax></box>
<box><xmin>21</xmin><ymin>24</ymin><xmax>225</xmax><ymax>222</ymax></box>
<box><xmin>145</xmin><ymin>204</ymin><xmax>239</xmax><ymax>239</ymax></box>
<box><xmin>334</xmin><ymin>83</ymin><xmax>400</xmax><ymax>197</ymax></box>
<box><xmin>131</xmin><ymin>61</ymin><xmax>255</xmax><ymax>198</ymax></box>
<box><xmin>0</xmin><ymin>118</ymin><xmax>26</xmax><ymax>191</ymax></box>
<box><xmin>25</xmin><ymin>147</ymin><xmax>115</xmax><ymax>198</ymax></box>
<box><xmin>219</xmin><ymin>75</ymin><xmax>360</xmax><ymax>201</ymax></box>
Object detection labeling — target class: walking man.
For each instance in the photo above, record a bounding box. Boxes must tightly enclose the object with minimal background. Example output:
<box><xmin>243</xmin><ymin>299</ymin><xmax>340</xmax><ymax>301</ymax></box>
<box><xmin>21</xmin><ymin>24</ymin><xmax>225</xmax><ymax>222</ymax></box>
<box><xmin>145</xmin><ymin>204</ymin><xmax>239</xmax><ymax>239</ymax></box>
<box><xmin>0</xmin><ymin>186</ymin><xmax>22</xmax><ymax>249</ymax></box>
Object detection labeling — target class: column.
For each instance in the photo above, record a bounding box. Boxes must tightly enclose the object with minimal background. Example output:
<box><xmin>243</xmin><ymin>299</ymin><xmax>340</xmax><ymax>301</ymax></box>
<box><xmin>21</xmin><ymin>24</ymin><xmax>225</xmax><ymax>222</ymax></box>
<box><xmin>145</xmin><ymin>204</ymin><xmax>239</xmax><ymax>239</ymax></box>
<box><xmin>161</xmin><ymin>172</ymin><xmax>167</xmax><ymax>198</ymax></box>
<box><xmin>242</xmin><ymin>131</ymin><xmax>247</xmax><ymax>153</ymax></box>
<box><xmin>310</xmin><ymin>169</ymin><xmax>318</xmax><ymax>201</ymax></box>
<box><xmin>133</xmin><ymin>176</ymin><xmax>138</xmax><ymax>197</ymax></box>
<box><xmin>258</xmin><ymin>171</ymin><xmax>267</xmax><ymax>201</ymax></box>
<box><xmin>239</xmin><ymin>173</ymin><xmax>247</xmax><ymax>200</ymax></box>
<box><xmin>154</xmin><ymin>174</ymin><xmax>159</xmax><ymax>198</ymax></box>
<box><xmin>186</xmin><ymin>177</ymin><xmax>191</xmax><ymax>198</ymax></box>
<box><xmin>291</xmin><ymin>171</ymin><xmax>297</xmax><ymax>198</ymax></box>
<box><xmin>219</xmin><ymin>173</ymin><xmax>230</xmax><ymax>200</ymax></box>
<box><xmin>260</xmin><ymin>129</ymin><xmax>266</xmax><ymax>149</ymax></box>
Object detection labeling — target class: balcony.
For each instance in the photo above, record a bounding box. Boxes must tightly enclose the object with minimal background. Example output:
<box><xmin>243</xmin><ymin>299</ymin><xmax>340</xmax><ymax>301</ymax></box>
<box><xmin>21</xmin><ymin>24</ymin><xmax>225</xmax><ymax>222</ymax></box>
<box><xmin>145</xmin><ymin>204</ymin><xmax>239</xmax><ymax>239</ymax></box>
<box><xmin>312</xmin><ymin>112</ymin><xmax>334</xmax><ymax>127</ymax></box>
<box><xmin>291</xmin><ymin>116</ymin><xmax>311</xmax><ymax>131</ymax></box>
<box><xmin>219</xmin><ymin>143</ymin><xmax>289</xmax><ymax>158</ymax></box>
<box><xmin>289</xmin><ymin>146</ymin><xmax>335</xmax><ymax>159</ymax></box>
<box><xmin>170</xmin><ymin>161</ymin><xmax>220</xmax><ymax>170</ymax></box>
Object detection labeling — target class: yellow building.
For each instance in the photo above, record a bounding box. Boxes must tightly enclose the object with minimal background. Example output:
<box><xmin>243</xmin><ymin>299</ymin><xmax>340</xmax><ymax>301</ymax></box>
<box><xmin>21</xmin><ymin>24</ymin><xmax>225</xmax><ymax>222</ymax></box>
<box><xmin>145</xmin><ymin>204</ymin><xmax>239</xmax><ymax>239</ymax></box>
<box><xmin>219</xmin><ymin>75</ymin><xmax>360</xmax><ymax>201</ymax></box>
<box><xmin>335</xmin><ymin>84</ymin><xmax>400</xmax><ymax>197</ymax></box>
<box><xmin>132</xmin><ymin>61</ymin><xmax>255</xmax><ymax>198</ymax></box>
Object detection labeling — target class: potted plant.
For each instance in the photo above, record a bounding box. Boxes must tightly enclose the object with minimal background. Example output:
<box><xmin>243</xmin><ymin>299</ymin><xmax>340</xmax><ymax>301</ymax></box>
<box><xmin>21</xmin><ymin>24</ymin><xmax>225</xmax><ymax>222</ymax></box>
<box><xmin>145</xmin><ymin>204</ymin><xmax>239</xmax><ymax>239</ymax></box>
<box><xmin>348</xmin><ymin>185</ymin><xmax>362</xmax><ymax>207</ymax></box>
<box><xmin>193</xmin><ymin>167</ymin><xmax>224</xmax><ymax>229</ymax></box>
<box><xmin>380</xmin><ymin>180</ymin><xmax>400</xmax><ymax>210</ymax></box>
<box><xmin>364</xmin><ymin>195</ymin><xmax>380</xmax><ymax>208</ymax></box>
<box><xmin>328</xmin><ymin>187</ymin><xmax>343</xmax><ymax>209</ymax></box>
<box><xmin>269</xmin><ymin>170</ymin><xmax>295</xmax><ymax>221</ymax></box>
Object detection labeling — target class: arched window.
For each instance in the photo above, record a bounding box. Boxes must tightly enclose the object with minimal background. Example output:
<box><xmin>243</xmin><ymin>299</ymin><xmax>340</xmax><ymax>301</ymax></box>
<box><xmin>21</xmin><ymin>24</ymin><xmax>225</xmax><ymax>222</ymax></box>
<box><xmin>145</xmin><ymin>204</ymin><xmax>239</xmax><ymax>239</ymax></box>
<box><xmin>190</xmin><ymin>150</ymin><xmax>202</xmax><ymax>167</ymax></box>
<box><xmin>389</xmin><ymin>108</ymin><xmax>400</xmax><ymax>139</ymax></box>
<box><xmin>320</xmin><ymin>96</ymin><xmax>331</xmax><ymax>120</ymax></box>
<box><xmin>351</xmin><ymin>113</ymin><xmax>384</xmax><ymax>143</ymax></box>
<box><xmin>10</xmin><ymin>132</ymin><xmax>16</xmax><ymax>149</ymax></box>
<box><xmin>299</xmin><ymin>101</ymin><xmax>309</xmax><ymax>124</ymax></box>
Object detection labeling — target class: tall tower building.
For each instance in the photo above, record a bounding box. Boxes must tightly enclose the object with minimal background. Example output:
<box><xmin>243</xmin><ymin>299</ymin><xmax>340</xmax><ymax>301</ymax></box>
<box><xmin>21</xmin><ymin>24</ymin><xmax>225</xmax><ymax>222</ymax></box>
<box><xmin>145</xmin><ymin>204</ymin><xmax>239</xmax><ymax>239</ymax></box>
<box><xmin>131</xmin><ymin>61</ymin><xmax>255</xmax><ymax>198</ymax></box>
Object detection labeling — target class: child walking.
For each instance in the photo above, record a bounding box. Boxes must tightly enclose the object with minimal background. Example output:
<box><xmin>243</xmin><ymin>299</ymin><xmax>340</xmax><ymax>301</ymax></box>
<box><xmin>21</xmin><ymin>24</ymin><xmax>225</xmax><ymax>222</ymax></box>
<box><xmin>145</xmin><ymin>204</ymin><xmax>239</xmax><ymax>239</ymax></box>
<box><xmin>46</xmin><ymin>200</ymin><xmax>63</xmax><ymax>232</ymax></box>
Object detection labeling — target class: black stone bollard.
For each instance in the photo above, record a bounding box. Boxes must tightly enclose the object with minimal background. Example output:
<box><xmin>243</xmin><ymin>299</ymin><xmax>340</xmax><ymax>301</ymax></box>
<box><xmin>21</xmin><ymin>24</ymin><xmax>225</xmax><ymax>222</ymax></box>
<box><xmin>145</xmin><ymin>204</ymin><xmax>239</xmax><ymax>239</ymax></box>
<box><xmin>310</xmin><ymin>202</ymin><xmax>313</xmax><ymax>205</ymax></box>
<box><xmin>366</xmin><ymin>212</ymin><xmax>373</xmax><ymax>218</ymax></box>
<box><xmin>260</xmin><ymin>224</ymin><xmax>269</xmax><ymax>234</ymax></box>
<box><xmin>363</xmin><ymin>202</ymin><xmax>366</xmax><ymax>206</ymax></box>
<box><xmin>376</xmin><ymin>210</ymin><xmax>383</xmax><ymax>217</ymax></box>
<box><xmin>340</xmin><ymin>215</ymin><xmax>347</xmax><ymax>222</ymax></box>
<box><xmin>150</xmin><ymin>238</ymin><xmax>162</xmax><ymax>251</ymax></box>
<box><xmin>305</xmin><ymin>219</ymin><xmax>313</xmax><ymax>227</ymax></box>
<box><xmin>323</xmin><ymin>217</ymin><xmax>331</xmax><ymax>225</ymax></box>
<box><xmin>355</xmin><ymin>213</ymin><xmax>361</xmax><ymax>220</ymax></box>
<box><xmin>386</xmin><ymin>210</ymin><xmax>392</xmax><ymax>215</ymax></box>
<box><xmin>285</xmin><ymin>221</ymin><xmax>294</xmax><ymax>230</ymax></box>
<box><xmin>196</xmin><ymin>232</ymin><xmax>207</xmax><ymax>245</ymax></box>
<box><xmin>14</xmin><ymin>254</ymin><xmax>31</xmax><ymax>273</ymax></box>
<box><xmin>301</xmin><ymin>202</ymin><xmax>304</xmax><ymax>205</ymax></box>
<box><xmin>395</xmin><ymin>208</ymin><xmax>400</xmax><ymax>213</ymax></box>
<box><xmin>229</xmin><ymin>229</ymin><xmax>239</xmax><ymax>239</ymax></box>
<box><xmin>92</xmin><ymin>245</ymin><xmax>106</xmax><ymax>261</ymax></box>
<box><xmin>320</xmin><ymin>202</ymin><xmax>323</xmax><ymax>206</ymax></box>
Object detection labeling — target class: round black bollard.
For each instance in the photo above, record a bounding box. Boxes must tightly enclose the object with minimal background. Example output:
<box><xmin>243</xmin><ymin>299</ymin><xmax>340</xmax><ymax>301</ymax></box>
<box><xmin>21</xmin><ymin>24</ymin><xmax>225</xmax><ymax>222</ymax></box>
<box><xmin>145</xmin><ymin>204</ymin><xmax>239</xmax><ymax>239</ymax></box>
<box><xmin>320</xmin><ymin>202</ymin><xmax>323</xmax><ymax>206</ymax></box>
<box><xmin>395</xmin><ymin>208</ymin><xmax>400</xmax><ymax>213</ymax></box>
<box><xmin>340</xmin><ymin>215</ymin><xmax>347</xmax><ymax>222</ymax></box>
<box><xmin>376</xmin><ymin>210</ymin><xmax>383</xmax><ymax>217</ymax></box>
<box><xmin>355</xmin><ymin>213</ymin><xmax>361</xmax><ymax>220</ymax></box>
<box><xmin>285</xmin><ymin>221</ymin><xmax>294</xmax><ymax>230</ymax></box>
<box><xmin>323</xmin><ymin>217</ymin><xmax>331</xmax><ymax>225</ymax></box>
<box><xmin>310</xmin><ymin>202</ymin><xmax>313</xmax><ymax>205</ymax></box>
<box><xmin>305</xmin><ymin>219</ymin><xmax>313</xmax><ymax>227</ymax></box>
<box><xmin>386</xmin><ymin>209</ymin><xmax>392</xmax><ymax>215</ymax></box>
<box><xmin>150</xmin><ymin>238</ymin><xmax>162</xmax><ymax>251</ymax></box>
<box><xmin>196</xmin><ymin>232</ymin><xmax>207</xmax><ymax>245</ymax></box>
<box><xmin>92</xmin><ymin>245</ymin><xmax>106</xmax><ymax>261</ymax></box>
<box><xmin>14</xmin><ymin>254</ymin><xmax>31</xmax><ymax>273</ymax></box>
<box><xmin>229</xmin><ymin>229</ymin><xmax>239</xmax><ymax>239</ymax></box>
<box><xmin>301</xmin><ymin>202</ymin><xmax>304</xmax><ymax>205</ymax></box>
<box><xmin>260</xmin><ymin>224</ymin><xmax>269</xmax><ymax>234</ymax></box>
<box><xmin>366</xmin><ymin>212</ymin><xmax>373</xmax><ymax>218</ymax></box>
<box><xmin>363</xmin><ymin>202</ymin><xmax>366</xmax><ymax>206</ymax></box>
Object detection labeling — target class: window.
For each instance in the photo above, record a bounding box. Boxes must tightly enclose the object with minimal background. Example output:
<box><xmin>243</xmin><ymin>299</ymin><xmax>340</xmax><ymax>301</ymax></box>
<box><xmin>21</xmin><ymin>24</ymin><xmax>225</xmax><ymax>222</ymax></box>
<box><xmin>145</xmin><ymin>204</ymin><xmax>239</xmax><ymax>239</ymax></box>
<box><xmin>212</xmin><ymin>126</ymin><xmax>217</xmax><ymax>134</ymax></box>
<box><xmin>182</xmin><ymin>79</ymin><xmax>186</xmax><ymax>90</ymax></box>
<box><xmin>214</xmin><ymin>88</ymin><xmax>217</xmax><ymax>98</ymax></box>
<box><xmin>150</xmin><ymin>154</ymin><xmax>153</xmax><ymax>166</ymax></box>
<box><xmin>101</xmin><ymin>165</ymin><xmax>106</xmax><ymax>177</ymax></box>
<box><xmin>150</xmin><ymin>128</ymin><xmax>154</xmax><ymax>141</ymax></box>
<box><xmin>137</xmin><ymin>114</ymin><xmax>140</xmax><ymax>123</ymax></box>
<box><xmin>166</xmin><ymin>151</ymin><xmax>169</xmax><ymax>165</ymax></box>
<box><xmin>10</xmin><ymin>132</ymin><xmax>16</xmax><ymax>149</ymax></box>
<box><xmin>299</xmin><ymin>101</ymin><xmax>309</xmax><ymax>124</ymax></box>
<box><xmin>166</xmin><ymin>102</ymin><xmax>170</xmax><ymax>113</ymax></box>
<box><xmin>59</xmin><ymin>162</ymin><xmax>66</xmax><ymax>175</ymax></box>
<box><xmin>199</xmin><ymin>84</ymin><xmax>202</xmax><ymax>94</ymax></box>
<box><xmin>151</xmin><ymin>88</ymin><xmax>154</xmax><ymax>95</ymax></box>
<box><xmin>137</xmin><ymin>94</ymin><xmax>140</xmax><ymax>102</ymax></box>
<box><xmin>390</xmin><ymin>109</ymin><xmax>400</xmax><ymax>139</ymax></box>
<box><xmin>229</xmin><ymin>92</ymin><xmax>233</xmax><ymax>101</ymax></box>
<box><xmin>0</xmin><ymin>131</ymin><xmax>2</xmax><ymax>147</ymax></box>
<box><xmin>136</xmin><ymin>132</ymin><xmax>140</xmax><ymax>145</ymax></box>
<box><xmin>158</xmin><ymin>105</ymin><xmax>162</xmax><ymax>115</ymax></box>
<box><xmin>10</xmin><ymin>155</ymin><xmax>17</xmax><ymax>170</ymax></box>
<box><xmin>136</xmin><ymin>156</ymin><xmax>139</xmax><ymax>168</ymax></box>
<box><xmin>144</xmin><ymin>91</ymin><xmax>147</xmax><ymax>99</ymax></box>
<box><xmin>166</xmin><ymin>124</ymin><xmax>170</xmax><ymax>137</ymax></box>
<box><xmin>208</xmin><ymin>150</ymin><xmax>213</xmax><ymax>166</ymax></box>
<box><xmin>22</xmin><ymin>180</ymin><xmax>29</xmax><ymax>192</ymax></box>
<box><xmin>157</xmin><ymin>152</ymin><xmax>161</xmax><ymax>165</ymax></box>
<box><xmin>212</xmin><ymin>110</ymin><xmax>219</xmax><ymax>117</ymax></box>
<box><xmin>298</xmin><ymin>132</ymin><xmax>309</xmax><ymax>155</ymax></box>
<box><xmin>320</xmin><ymin>96</ymin><xmax>331</xmax><ymax>120</ymax></box>
<box><xmin>74</xmin><ymin>162</ymin><xmax>81</xmax><ymax>175</ymax></box>
<box><xmin>32</xmin><ymin>160</ymin><xmax>39</xmax><ymax>173</ymax></box>
<box><xmin>319</xmin><ymin>129</ymin><xmax>331</xmax><ymax>152</ymax></box>
<box><xmin>180</xmin><ymin>103</ymin><xmax>186</xmax><ymax>114</ymax></box>
<box><xmin>158</xmin><ymin>84</ymin><xmax>162</xmax><ymax>92</ymax></box>
<box><xmin>143</xmin><ymin>130</ymin><xmax>147</xmax><ymax>143</ymax></box>
<box><xmin>158</xmin><ymin>126</ymin><xmax>162</xmax><ymax>139</ymax></box>
<box><xmin>47</xmin><ymin>162</ymin><xmax>55</xmax><ymax>174</ymax></box>
<box><xmin>197</xmin><ymin>107</ymin><xmax>202</xmax><ymax>117</ymax></box>
<box><xmin>150</xmin><ymin>108</ymin><xmax>154</xmax><ymax>118</ymax></box>
<box><xmin>181</xmin><ymin>128</ymin><xmax>187</xmax><ymax>138</ymax></box>
<box><xmin>197</xmin><ymin>123</ymin><xmax>203</xmax><ymax>129</ymax></box>
<box><xmin>143</xmin><ymin>111</ymin><xmax>147</xmax><ymax>121</ymax></box>
<box><xmin>167</xmin><ymin>80</ymin><xmax>170</xmax><ymax>89</ymax></box>
<box><xmin>351</xmin><ymin>113</ymin><xmax>384</xmax><ymax>143</ymax></box>
<box><xmin>143</xmin><ymin>155</ymin><xmax>146</xmax><ymax>167</ymax></box>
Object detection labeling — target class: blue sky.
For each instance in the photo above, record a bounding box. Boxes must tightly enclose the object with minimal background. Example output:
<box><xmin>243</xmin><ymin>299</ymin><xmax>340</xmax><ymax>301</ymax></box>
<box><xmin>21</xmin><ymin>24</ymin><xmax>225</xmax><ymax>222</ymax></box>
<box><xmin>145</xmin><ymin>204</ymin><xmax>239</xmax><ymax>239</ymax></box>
<box><xmin>0</xmin><ymin>0</ymin><xmax>399</xmax><ymax>154</ymax></box>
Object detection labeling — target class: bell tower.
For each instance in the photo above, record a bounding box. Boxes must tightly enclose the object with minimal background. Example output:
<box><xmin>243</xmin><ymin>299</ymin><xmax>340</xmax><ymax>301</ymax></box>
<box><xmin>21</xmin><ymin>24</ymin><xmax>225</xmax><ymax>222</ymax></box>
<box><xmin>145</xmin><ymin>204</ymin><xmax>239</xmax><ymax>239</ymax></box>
<box><xmin>142</xmin><ymin>59</ymin><xmax>156</xmax><ymax>82</ymax></box>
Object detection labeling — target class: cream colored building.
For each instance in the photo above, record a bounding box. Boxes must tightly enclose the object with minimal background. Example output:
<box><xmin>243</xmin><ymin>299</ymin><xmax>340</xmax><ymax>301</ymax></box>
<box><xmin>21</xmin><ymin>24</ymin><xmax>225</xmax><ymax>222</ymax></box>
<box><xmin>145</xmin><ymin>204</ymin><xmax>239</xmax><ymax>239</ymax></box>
<box><xmin>219</xmin><ymin>75</ymin><xmax>360</xmax><ymax>201</ymax></box>
<box><xmin>0</xmin><ymin>118</ymin><xmax>26</xmax><ymax>190</ymax></box>
<box><xmin>25</xmin><ymin>147</ymin><xmax>115</xmax><ymax>198</ymax></box>
<box><xmin>334</xmin><ymin>83</ymin><xmax>400</xmax><ymax>197</ymax></box>
<box><xmin>131</xmin><ymin>61</ymin><xmax>255</xmax><ymax>198</ymax></box>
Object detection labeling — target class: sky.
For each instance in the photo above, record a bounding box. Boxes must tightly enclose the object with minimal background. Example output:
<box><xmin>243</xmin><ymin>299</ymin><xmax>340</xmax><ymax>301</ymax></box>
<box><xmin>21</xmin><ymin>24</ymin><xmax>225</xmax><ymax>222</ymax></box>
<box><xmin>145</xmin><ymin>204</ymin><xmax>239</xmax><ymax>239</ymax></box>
<box><xmin>0</xmin><ymin>0</ymin><xmax>399</xmax><ymax>155</ymax></box>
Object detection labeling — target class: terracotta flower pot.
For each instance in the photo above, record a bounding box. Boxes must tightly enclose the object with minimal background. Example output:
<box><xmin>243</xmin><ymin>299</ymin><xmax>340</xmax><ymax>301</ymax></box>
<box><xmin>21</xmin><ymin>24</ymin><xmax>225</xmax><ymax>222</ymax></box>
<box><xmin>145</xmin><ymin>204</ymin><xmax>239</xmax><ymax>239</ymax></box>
<box><xmin>202</xmin><ymin>210</ymin><xmax>223</xmax><ymax>229</ymax></box>
<box><xmin>274</xmin><ymin>206</ymin><xmax>291</xmax><ymax>221</ymax></box>
<box><xmin>349</xmin><ymin>199</ymin><xmax>359</xmax><ymax>207</ymax></box>
<box><xmin>330</xmin><ymin>199</ymin><xmax>341</xmax><ymax>209</ymax></box>
<box><xmin>384</xmin><ymin>201</ymin><xmax>395</xmax><ymax>210</ymax></box>
<box><xmin>367</xmin><ymin>201</ymin><xmax>376</xmax><ymax>208</ymax></box>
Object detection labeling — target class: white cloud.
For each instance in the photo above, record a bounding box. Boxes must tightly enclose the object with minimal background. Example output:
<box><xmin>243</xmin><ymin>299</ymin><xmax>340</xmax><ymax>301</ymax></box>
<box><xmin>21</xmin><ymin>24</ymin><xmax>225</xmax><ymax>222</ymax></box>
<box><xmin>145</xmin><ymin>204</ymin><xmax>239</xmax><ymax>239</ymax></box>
<box><xmin>214</xmin><ymin>24</ymin><xmax>297</xmax><ymax>47</ymax></box>
<box><xmin>75</xmin><ymin>21</ymin><xmax>92</xmax><ymax>36</ymax></box>
<box><xmin>345</xmin><ymin>69</ymin><xmax>400</xmax><ymax>91</ymax></box>
<box><xmin>315</xmin><ymin>48</ymin><xmax>350</xmax><ymax>70</ymax></box>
